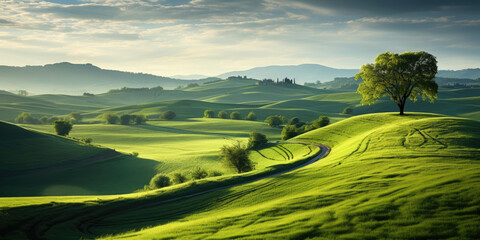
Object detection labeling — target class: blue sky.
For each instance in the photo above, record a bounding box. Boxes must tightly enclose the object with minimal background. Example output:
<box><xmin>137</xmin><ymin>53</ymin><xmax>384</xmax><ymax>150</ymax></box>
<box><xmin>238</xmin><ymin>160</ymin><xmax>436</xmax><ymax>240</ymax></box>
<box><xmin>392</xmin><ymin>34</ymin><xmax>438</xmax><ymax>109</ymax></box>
<box><xmin>0</xmin><ymin>0</ymin><xmax>479</xmax><ymax>76</ymax></box>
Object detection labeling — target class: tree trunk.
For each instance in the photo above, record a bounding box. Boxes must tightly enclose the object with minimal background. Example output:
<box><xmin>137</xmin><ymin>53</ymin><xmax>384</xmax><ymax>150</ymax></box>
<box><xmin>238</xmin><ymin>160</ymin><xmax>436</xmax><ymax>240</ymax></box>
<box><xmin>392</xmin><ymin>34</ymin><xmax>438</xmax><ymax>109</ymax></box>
<box><xmin>398</xmin><ymin>103</ymin><xmax>405</xmax><ymax>115</ymax></box>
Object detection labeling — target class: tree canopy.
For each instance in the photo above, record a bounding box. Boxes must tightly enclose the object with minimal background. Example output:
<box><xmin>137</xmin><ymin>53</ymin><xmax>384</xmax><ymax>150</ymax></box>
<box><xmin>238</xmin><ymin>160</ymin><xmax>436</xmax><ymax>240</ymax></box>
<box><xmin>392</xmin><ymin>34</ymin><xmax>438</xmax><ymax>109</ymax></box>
<box><xmin>355</xmin><ymin>51</ymin><xmax>438</xmax><ymax>115</ymax></box>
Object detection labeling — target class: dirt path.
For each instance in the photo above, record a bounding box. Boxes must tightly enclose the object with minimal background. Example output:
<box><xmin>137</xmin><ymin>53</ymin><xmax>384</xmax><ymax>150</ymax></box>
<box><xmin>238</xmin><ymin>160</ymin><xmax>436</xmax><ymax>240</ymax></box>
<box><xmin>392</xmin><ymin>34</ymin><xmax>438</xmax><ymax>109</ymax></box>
<box><xmin>24</xmin><ymin>142</ymin><xmax>330</xmax><ymax>240</ymax></box>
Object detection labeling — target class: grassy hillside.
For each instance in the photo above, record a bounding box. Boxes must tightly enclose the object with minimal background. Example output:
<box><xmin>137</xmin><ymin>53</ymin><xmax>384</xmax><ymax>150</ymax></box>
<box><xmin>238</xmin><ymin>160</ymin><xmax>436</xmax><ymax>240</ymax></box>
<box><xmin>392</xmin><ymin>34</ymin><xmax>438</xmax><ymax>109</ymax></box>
<box><xmin>1</xmin><ymin>113</ymin><xmax>478</xmax><ymax>239</ymax></box>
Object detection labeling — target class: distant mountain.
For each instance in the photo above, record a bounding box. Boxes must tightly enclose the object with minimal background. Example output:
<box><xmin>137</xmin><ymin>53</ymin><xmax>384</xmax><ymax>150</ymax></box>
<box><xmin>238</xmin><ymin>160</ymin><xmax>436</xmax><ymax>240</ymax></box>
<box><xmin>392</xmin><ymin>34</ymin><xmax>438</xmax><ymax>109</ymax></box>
<box><xmin>218</xmin><ymin>64</ymin><xmax>480</xmax><ymax>84</ymax></box>
<box><xmin>170</xmin><ymin>74</ymin><xmax>210</xmax><ymax>80</ymax></box>
<box><xmin>0</xmin><ymin>62</ymin><xmax>205</xmax><ymax>95</ymax></box>
<box><xmin>217</xmin><ymin>64</ymin><xmax>359</xmax><ymax>84</ymax></box>
<box><xmin>437</xmin><ymin>69</ymin><xmax>480</xmax><ymax>79</ymax></box>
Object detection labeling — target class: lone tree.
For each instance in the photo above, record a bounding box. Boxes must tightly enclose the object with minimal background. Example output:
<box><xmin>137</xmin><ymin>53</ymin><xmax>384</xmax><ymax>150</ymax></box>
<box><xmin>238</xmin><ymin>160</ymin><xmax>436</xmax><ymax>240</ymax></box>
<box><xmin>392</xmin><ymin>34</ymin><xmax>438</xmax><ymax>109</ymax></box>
<box><xmin>160</xmin><ymin>110</ymin><xmax>176</xmax><ymax>120</ymax></box>
<box><xmin>230</xmin><ymin>111</ymin><xmax>241</xmax><ymax>120</ymax></box>
<box><xmin>53</xmin><ymin>120</ymin><xmax>73</xmax><ymax>136</ymax></box>
<box><xmin>355</xmin><ymin>51</ymin><xmax>438</xmax><ymax>115</ymax></box>
<box><xmin>246</xmin><ymin>112</ymin><xmax>257</xmax><ymax>121</ymax></box>
<box><xmin>220</xmin><ymin>141</ymin><xmax>254</xmax><ymax>173</ymax></box>
<box><xmin>218</xmin><ymin>111</ymin><xmax>229</xmax><ymax>119</ymax></box>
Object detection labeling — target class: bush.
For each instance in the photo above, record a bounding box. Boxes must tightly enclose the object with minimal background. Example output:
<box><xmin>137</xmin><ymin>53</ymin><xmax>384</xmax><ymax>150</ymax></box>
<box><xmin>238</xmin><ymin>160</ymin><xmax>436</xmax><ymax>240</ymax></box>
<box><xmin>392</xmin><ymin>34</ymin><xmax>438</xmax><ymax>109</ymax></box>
<box><xmin>149</xmin><ymin>174</ymin><xmax>171</xmax><ymax>189</ymax></box>
<box><xmin>103</xmin><ymin>113</ymin><xmax>119</xmax><ymax>124</ymax></box>
<box><xmin>15</xmin><ymin>112</ymin><xmax>39</xmax><ymax>124</ymax></box>
<box><xmin>288</xmin><ymin>117</ymin><xmax>305</xmax><ymax>127</ymax></box>
<box><xmin>191</xmin><ymin>167</ymin><xmax>208</xmax><ymax>180</ymax></box>
<box><xmin>131</xmin><ymin>152</ymin><xmax>139</xmax><ymax>157</ymax></box>
<box><xmin>69</xmin><ymin>112</ymin><xmax>83</xmax><ymax>123</ymax></box>
<box><xmin>160</xmin><ymin>110</ymin><xmax>176</xmax><ymax>120</ymax></box>
<box><xmin>133</xmin><ymin>114</ymin><xmax>147</xmax><ymax>125</ymax></box>
<box><xmin>80</xmin><ymin>137</ymin><xmax>92</xmax><ymax>144</ymax></box>
<box><xmin>204</xmin><ymin>110</ymin><xmax>215</xmax><ymax>118</ymax></box>
<box><xmin>171</xmin><ymin>172</ymin><xmax>188</xmax><ymax>184</ymax></box>
<box><xmin>221</xmin><ymin>141</ymin><xmax>254</xmax><ymax>173</ymax></box>
<box><xmin>120</xmin><ymin>114</ymin><xmax>132</xmax><ymax>125</ymax></box>
<box><xmin>218</xmin><ymin>111</ymin><xmax>229</xmax><ymax>119</ymax></box>
<box><xmin>230</xmin><ymin>111</ymin><xmax>241</xmax><ymax>120</ymax></box>
<box><xmin>264</xmin><ymin>115</ymin><xmax>284</xmax><ymax>127</ymax></box>
<box><xmin>209</xmin><ymin>171</ymin><xmax>223</xmax><ymax>177</ymax></box>
<box><xmin>343</xmin><ymin>107</ymin><xmax>353</xmax><ymax>115</ymax></box>
<box><xmin>39</xmin><ymin>116</ymin><xmax>49</xmax><ymax>124</ymax></box>
<box><xmin>281</xmin><ymin>125</ymin><xmax>298</xmax><ymax>140</ymax></box>
<box><xmin>247</xmin><ymin>132</ymin><xmax>268</xmax><ymax>149</ymax></box>
<box><xmin>246</xmin><ymin>112</ymin><xmax>257</xmax><ymax>121</ymax></box>
<box><xmin>312</xmin><ymin>116</ymin><xmax>330</xmax><ymax>128</ymax></box>
<box><xmin>53</xmin><ymin>120</ymin><xmax>73</xmax><ymax>136</ymax></box>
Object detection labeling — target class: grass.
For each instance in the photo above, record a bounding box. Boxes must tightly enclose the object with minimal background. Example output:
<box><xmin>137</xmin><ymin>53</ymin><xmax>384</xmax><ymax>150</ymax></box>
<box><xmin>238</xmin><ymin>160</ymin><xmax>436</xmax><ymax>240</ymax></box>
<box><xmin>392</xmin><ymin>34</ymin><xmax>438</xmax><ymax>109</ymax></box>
<box><xmin>1</xmin><ymin>112</ymin><xmax>478</xmax><ymax>239</ymax></box>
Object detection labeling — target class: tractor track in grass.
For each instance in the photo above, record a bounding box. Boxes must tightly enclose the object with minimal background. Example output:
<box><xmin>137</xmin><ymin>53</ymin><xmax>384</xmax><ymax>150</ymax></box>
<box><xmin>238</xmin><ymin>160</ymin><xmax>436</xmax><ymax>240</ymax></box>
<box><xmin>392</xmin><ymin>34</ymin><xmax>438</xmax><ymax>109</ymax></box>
<box><xmin>22</xmin><ymin>142</ymin><xmax>330</xmax><ymax>240</ymax></box>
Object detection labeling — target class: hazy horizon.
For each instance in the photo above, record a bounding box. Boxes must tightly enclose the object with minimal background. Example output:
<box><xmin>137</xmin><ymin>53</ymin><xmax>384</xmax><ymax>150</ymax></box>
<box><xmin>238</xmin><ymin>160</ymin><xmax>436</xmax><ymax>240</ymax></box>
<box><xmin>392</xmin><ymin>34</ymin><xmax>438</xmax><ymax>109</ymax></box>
<box><xmin>1</xmin><ymin>0</ymin><xmax>479</xmax><ymax>76</ymax></box>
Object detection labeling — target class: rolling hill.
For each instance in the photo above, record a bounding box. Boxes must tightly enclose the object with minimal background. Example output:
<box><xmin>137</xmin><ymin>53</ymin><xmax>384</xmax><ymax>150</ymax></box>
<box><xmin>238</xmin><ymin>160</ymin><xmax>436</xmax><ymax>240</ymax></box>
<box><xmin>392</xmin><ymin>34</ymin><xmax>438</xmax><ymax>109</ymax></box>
<box><xmin>1</xmin><ymin>113</ymin><xmax>478</xmax><ymax>239</ymax></box>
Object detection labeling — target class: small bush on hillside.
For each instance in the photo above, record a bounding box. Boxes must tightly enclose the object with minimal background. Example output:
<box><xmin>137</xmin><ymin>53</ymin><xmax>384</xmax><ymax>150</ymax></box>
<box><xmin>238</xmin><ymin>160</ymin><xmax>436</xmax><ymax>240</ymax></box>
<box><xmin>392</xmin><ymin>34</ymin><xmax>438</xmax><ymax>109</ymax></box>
<box><xmin>80</xmin><ymin>137</ymin><xmax>92</xmax><ymax>144</ymax></box>
<box><xmin>103</xmin><ymin>113</ymin><xmax>119</xmax><ymax>124</ymax></box>
<box><xmin>264</xmin><ymin>115</ymin><xmax>284</xmax><ymax>127</ymax></box>
<box><xmin>246</xmin><ymin>112</ymin><xmax>257</xmax><ymax>121</ymax></box>
<box><xmin>172</xmin><ymin>172</ymin><xmax>188</xmax><ymax>184</ymax></box>
<box><xmin>149</xmin><ymin>174</ymin><xmax>171</xmax><ymax>189</ymax></box>
<box><xmin>221</xmin><ymin>141</ymin><xmax>254</xmax><ymax>173</ymax></box>
<box><xmin>133</xmin><ymin>114</ymin><xmax>147</xmax><ymax>124</ymax></box>
<box><xmin>281</xmin><ymin>125</ymin><xmax>298</xmax><ymax>140</ymax></box>
<box><xmin>218</xmin><ymin>111</ymin><xmax>229</xmax><ymax>119</ymax></box>
<box><xmin>69</xmin><ymin>112</ymin><xmax>83</xmax><ymax>123</ymax></box>
<box><xmin>120</xmin><ymin>114</ymin><xmax>132</xmax><ymax>125</ymax></box>
<box><xmin>248</xmin><ymin>132</ymin><xmax>268</xmax><ymax>149</ymax></box>
<box><xmin>204</xmin><ymin>110</ymin><xmax>215</xmax><ymax>118</ymax></box>
<box><xmin>288</xmin><ymin>117</ymin><xmax>305</xmax><ymax>127</ymax></box>
<box><xmin>209</xmin><ymin>171</ymin><xmax>223</xmax><ymax>177</ymax></box>
<box><xmin>15</xmin><ymin>112</ymin><xmax>39</xmax><ymax>124</ymax></box>
<box><xmin>53</xmin><ymin>120</ymin><xmax>73</xmax><ymax>136</ymax></box>
<box><xmin>343</xmin><ymin>107</ymin><xmax>353</xmax><ymax>115</ymax></box>
<box><xmin>131</xmin><ymin>152</ymin><xmax>139</xmax><ymax>157</ymax></box>
<box><xmin>160</xmin><ymin>110</ymin><xmax>176</xmax><ymax>120</ymax></box>
<box><xmin>39</xmin><ymin>116</ymin><xmax>49</xmax><ymax>124</ymax></box>
<box><xmin>312</xmin><ymin>116</ymin><xmax>330</xmax><ymax>128</ymax></box>
<box><xmin>191</xmin><ymin>167</ymin><xmax>208</xmax><ymax>180</ymax></box>
<box><xmin>230</xmin><ymin>111</ymin><xmax>241</xmax><ymax>120</ymax></box>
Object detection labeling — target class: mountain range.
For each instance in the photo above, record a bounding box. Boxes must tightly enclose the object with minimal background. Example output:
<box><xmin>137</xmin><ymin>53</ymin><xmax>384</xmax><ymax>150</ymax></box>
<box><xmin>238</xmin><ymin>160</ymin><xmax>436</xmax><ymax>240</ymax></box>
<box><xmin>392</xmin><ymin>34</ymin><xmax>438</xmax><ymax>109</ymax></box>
<box><xmin>0</xmin><ymin>62</ymin><xmax>478</xmax><ymax>95</ymax></box>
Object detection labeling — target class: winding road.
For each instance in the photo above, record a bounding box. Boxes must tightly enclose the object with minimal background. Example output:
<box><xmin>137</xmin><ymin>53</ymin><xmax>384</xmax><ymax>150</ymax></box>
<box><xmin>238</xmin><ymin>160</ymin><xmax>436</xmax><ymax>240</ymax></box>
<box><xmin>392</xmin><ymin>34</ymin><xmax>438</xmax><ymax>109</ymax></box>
<box><xmin>20</xmin><ymin>142</ymin><xmax>330</xmax><ymax>240</ymax></box>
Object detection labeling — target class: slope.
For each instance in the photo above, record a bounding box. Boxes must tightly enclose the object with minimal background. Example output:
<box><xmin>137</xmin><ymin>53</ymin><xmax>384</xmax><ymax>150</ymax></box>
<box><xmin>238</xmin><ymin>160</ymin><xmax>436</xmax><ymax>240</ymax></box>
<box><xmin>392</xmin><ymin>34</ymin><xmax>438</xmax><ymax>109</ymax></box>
<box><xmin>1</xmin><ymin>113</ymin><xmax>478</xmax><ymax>239</ymax></box>
<box><xmin>0</xmin><ymin>121</ymin><xmax>158</xmax><ymax>196</ymax></box>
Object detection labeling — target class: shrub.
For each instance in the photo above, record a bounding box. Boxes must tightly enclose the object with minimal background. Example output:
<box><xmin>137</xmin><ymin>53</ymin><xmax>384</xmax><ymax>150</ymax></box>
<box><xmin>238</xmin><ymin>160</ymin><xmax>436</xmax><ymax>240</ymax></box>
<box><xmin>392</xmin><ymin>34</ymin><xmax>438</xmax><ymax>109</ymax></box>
<box><xmin>149</xmin><ymin>174</ymin><xmax>171</xmax><ymax>189</ymax></box>
<box><xmin>15</xmin><ymin>112</ymin><xmax>39</xmax><ymax>124</ymax></box>
<box><xmin>133</xmin><ymin>114</ymin><xmax>147</xmax><ymax>125</ymax></box>
<box><xmin>80</xmin><ymin>137</ymin><xmax>93</xmax><ymax>144</ymax></box>
<box><xmin>120</xmin><ymin>114</ymin><xmax>132</xmax><ymax>125</ymax></box>
<box><xmin>204</xmin><ymin>110</ymin><xmax>215</xmax><ymax>118</ymax></box>
<box><xmin>343</xmin><ymin>107</ymin><xmax>353</xmax><ymax>115</ymax></box>
<box><xmin>69</xmin><ymin>112</ymin><xmax>83</xmax><ymax>123</ymax></box>
<box><xmin>131</xmin><ymin>152</ymin><xmax>139</xmax><ymax>157</ymax></box>
<box><xmin>172</xmin><ymin>172</ymin><xmax>187</xmax><ymax>184</ymax></box>
<box><xmin>209</xmin><ymin>171</ymin><xmax>223</xmax><ymax>177</ymax></box>
<box><xmin>264</xmin><ymin>115</ymin><xmax>284</xmax><ymax>127</ymax></box>
<box><xmin>218</xmin><ymin>111</ymin><xmax>229</xmax><ymax>119</ymax></box>
<box><xmin>53</xmin><ymin>120</ymin><xmax>73</xmax><ymax>136</ymax></box>
<box><xmin>39</xmin><ymin>116</ymin><xmax>49</xmax><ymax>124</ymax></box>
<box><xmin>230</xmin><ymin>111</ymin><xmax>241</xmax><ymax>120</ymax></box>
<box><xmin>246</xmin><ymin>112</ymin><xmax>257</xmax><ymax>121</ymax></box>
<box><xmin>103</xmin><ymin>113</ymin><xmax>119</xmax><ymax>124</ymax></box>
<box><xmin>247</xmin><ymin>132</ymin><xmax>268</xmax><ymax>149</ymax></box>
<box><xmin>191</xmin><ymin>167</ymin><xmax>208</xmax><ymax>180</ymax></box>
<box><xmin>281</xmin><ymin>125</ymin><xmax>298</xmax><ymax>140</ymax></box>
<box><xmin>160</xmin><ymin>110</ymin><xmax>176</xmax><ymax>120</ymax></box>
<box><xmin>221</xmin><ymin>141</ymin><xmax>254</xmax><ymax>173</ymax></box>
<box><xmin>312</xmin><ymin>116</ymin><xmax>330</xmax><ymax>128</ymax></box>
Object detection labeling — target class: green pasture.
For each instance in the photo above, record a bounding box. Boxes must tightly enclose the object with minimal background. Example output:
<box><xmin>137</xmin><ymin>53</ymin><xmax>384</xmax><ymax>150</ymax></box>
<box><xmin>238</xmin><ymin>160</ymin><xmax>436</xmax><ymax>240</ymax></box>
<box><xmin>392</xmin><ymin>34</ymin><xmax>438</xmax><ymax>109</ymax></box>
<box><xmin>1</xmin><ymin>113</ymin><xmax>478</xmax><ymax>239</ymax></box>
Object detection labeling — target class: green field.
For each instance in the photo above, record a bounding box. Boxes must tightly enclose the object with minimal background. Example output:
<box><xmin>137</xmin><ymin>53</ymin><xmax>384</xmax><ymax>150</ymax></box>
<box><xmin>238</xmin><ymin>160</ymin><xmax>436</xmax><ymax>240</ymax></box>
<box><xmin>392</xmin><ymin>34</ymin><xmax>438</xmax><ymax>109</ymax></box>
<box><xmin>1</xmin><ymin>113</ymin><xmax>479</xmax><ymax>239</ymax></box>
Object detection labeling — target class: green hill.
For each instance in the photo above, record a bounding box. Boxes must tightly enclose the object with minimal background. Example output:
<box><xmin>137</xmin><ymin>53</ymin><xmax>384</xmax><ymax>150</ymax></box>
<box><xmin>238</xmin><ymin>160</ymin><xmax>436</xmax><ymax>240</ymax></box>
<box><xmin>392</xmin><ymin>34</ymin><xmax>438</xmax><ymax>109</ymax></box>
<box><xmin>1</xmin><ymin>113</ymin><xmax>478</xmax><ymax>239</ymax></box>
<box><xmin>0</xmin><ymin>121</ymin><xmax>158</xmax><ymax>196</ymax></box>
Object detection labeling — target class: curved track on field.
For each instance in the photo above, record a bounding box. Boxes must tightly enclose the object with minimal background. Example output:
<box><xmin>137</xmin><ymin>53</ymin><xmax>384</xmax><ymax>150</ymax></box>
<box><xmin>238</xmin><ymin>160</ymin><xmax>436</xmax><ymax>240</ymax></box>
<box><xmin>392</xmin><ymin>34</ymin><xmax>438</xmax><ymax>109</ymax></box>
<box><xmin>23</xmin><ymin>142</ymin><xmax>330</xmax><ymax>240</ymax></box>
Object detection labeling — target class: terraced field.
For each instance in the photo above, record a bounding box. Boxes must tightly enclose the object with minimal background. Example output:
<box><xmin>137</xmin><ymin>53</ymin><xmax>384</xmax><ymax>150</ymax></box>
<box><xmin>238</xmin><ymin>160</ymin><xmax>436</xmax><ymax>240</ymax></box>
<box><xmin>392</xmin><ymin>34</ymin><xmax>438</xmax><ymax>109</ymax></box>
<box><xmin>1</xmin><ymin>113</ymin><xmax>478</xmax><ymax>239</ymax></box>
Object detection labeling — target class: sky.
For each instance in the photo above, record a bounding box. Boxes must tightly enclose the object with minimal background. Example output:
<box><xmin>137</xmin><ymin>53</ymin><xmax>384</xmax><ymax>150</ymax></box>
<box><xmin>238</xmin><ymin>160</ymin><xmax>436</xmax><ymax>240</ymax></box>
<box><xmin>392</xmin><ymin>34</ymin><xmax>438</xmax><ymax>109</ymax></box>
<box><xmin>0</xmin><ymin>0</ymin><xmax>479</xmax><ymax>76</ymax></box>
